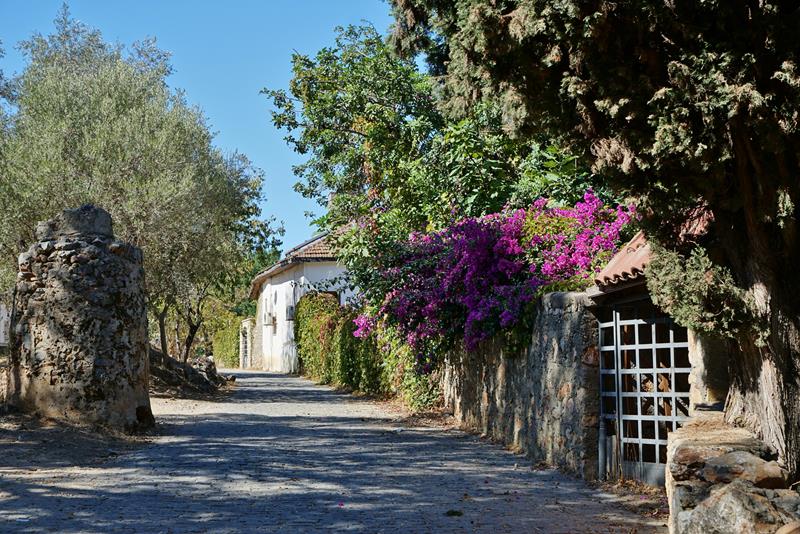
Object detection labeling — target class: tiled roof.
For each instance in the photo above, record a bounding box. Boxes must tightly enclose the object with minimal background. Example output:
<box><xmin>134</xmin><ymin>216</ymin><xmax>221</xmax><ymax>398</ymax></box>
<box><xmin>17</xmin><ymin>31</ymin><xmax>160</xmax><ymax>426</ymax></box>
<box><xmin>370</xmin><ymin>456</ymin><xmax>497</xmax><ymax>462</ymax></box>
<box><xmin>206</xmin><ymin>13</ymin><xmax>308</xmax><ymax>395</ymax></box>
<box><xmin>283</xmin><ymin>233</ymin><xmax>337</xmax><ymax>261</ymax></box>
<box><xmin>594</xmin><ymin>207</ymin><xmax>713</xmax><ymax>292</ymax></box>
<box><xmin>594</xmin><ymin>231</ymin><xmax>651</xmax><ymax>290</ymax></box>
<box><xmin>249</xmin><ymin>232</ymin><xmax>338</xmax><ymax>298</ymax></box>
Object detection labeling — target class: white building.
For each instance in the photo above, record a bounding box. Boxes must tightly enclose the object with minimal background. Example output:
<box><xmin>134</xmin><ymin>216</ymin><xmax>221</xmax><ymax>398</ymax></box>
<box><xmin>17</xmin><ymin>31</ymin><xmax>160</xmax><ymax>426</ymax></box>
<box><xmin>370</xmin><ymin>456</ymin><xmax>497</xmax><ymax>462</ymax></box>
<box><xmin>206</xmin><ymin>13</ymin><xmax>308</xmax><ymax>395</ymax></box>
<box><xmin>241</xmin><ymin>232</ymin><xmax>350</xmax><ymax>373</ymax></box>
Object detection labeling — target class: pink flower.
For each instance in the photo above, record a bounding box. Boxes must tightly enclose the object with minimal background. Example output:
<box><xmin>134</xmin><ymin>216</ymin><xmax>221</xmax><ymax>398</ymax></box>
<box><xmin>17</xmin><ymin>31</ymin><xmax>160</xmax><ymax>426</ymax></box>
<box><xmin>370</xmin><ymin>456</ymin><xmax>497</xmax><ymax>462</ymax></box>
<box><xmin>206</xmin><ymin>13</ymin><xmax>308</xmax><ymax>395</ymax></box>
<box><xmin>354</xmin><ymin>189</ymin><xmax>635</xmax><ymax>354</ymax></box>
<box><xmin>352</xmin><ymin>315</ymin><xmax>375</xmax><ymax>338</ymax></box>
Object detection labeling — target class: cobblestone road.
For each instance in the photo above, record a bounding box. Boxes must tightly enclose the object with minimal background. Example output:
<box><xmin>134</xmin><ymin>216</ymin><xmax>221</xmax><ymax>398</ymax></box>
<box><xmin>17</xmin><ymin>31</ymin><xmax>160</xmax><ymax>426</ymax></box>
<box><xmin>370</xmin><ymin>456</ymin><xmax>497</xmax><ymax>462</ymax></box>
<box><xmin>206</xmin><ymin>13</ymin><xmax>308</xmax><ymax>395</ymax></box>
<box><xmin>1</xmin><ymin>372</ymin><xmax>664</xmax><ymax>533</ymax></box>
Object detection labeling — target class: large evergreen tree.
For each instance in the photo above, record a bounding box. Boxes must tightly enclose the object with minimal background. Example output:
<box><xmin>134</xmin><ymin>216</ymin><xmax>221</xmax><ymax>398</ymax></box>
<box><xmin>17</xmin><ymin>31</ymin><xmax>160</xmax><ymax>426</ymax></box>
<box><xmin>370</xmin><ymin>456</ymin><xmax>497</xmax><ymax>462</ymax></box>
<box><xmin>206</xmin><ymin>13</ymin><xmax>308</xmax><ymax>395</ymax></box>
<box><xmin>391</xmin><ymin>0</ymin><xmax>800</xmax><ymax>476</ymax></box>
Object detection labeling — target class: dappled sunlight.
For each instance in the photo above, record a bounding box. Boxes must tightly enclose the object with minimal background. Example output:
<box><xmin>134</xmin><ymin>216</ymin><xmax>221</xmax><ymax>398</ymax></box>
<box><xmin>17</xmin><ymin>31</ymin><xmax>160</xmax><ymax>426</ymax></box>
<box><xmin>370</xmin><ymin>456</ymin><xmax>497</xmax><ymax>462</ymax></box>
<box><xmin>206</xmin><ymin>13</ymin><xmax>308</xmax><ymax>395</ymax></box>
<box><xmin>0</xmin><ymin>373</ymin><xmax>659</xmax><ymax>533</ymax></box>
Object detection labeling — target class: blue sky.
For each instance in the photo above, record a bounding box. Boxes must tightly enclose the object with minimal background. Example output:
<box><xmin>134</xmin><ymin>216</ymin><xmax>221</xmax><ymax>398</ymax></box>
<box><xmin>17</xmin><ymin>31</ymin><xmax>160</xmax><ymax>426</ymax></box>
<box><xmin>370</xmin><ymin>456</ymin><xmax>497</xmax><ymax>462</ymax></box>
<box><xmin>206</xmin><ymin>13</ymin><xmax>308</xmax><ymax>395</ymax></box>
<box><xmin>0</xmin><ymin>0</ymin><xmax>394</xmax><ymax>252</ymax></box>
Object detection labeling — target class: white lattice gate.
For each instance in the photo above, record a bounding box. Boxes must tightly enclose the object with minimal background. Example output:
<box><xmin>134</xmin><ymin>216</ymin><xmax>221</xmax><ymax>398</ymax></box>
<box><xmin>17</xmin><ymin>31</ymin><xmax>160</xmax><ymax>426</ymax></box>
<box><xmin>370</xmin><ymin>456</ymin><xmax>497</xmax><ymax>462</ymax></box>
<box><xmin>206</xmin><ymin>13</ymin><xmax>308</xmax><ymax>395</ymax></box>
<box><xmin>598</xmin><ymin>297</ymin><xmax>691</xmax><ymax>485</ymax></box>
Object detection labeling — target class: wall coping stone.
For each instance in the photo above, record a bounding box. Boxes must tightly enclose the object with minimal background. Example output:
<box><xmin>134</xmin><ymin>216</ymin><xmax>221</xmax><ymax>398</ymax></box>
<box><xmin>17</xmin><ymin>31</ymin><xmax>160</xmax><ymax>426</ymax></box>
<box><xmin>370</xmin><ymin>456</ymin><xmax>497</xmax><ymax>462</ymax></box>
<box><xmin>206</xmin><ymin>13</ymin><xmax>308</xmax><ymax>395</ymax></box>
<box><xmin>35</xmin><ymin>204</ymin><xmax>113</xmax><ymax>240</ymax></box>
<box><xmin>667</xmin><ymin>412</ymin><xmax>799</xmax><ymax>533</ymax></box>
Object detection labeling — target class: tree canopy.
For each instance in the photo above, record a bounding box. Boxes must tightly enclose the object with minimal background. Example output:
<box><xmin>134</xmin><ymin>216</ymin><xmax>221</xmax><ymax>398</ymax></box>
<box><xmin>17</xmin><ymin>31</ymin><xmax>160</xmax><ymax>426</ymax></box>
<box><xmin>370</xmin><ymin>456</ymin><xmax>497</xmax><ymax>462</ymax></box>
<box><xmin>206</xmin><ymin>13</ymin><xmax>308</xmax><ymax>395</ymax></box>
<box><xmin>0</xmin><ymin>8</ymin><xmax>278</xmax><ymax>358</ymax></box>
<box><xmin>265</xmin><ymin>24</ymin><xmax>608</xmax><ymax>300</ymax></box>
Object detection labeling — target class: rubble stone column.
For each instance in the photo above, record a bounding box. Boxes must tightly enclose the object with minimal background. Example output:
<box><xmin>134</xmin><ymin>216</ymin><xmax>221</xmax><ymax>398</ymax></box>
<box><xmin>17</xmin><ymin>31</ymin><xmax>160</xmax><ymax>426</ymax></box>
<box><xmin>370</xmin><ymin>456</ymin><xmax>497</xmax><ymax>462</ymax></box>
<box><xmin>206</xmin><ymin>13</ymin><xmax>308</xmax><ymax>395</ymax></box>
<box><xmin>7</xmin><ymin>205</ymin><xmax>154</xmax><ymax>430</ymax></box>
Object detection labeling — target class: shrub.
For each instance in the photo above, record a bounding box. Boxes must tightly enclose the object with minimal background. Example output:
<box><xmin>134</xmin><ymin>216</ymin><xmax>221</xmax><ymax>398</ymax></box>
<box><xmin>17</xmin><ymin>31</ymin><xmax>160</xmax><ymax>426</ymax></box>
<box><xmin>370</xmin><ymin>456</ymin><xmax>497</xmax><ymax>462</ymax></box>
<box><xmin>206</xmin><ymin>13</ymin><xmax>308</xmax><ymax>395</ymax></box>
<box><xmin>646</xmin><ymin>242</ymin><xmax>760</xmax><ymax>342</ymax></box>
<box><xmin>377</xmin><ymin>325</ymin><xmax>441</xmax><ymax>411</ymax></box>
<box><xmin>294</xmin><ymin>292</ymin><xmax>387</xmax><ymax>395</ymax></box>
<box><xmin>210</xmin><ymin>308</ymin><xmax>245</xmax><ymax>368</ymax></box>
<box><xmin>294</xmin><ymin>292</ymin><xmax>340</xmax><ymax>382</ymax></box>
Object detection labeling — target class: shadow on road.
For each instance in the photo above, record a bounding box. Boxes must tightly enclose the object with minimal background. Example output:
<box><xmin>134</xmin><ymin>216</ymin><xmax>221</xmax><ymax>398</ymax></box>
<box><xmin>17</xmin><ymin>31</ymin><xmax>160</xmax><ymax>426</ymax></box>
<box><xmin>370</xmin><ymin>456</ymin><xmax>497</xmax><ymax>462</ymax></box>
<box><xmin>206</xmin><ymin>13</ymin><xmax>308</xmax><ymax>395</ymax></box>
<box><xmin>0</xmin><ymin>372</ymin><xmax>661</xmax><ymax>533</ymax></box>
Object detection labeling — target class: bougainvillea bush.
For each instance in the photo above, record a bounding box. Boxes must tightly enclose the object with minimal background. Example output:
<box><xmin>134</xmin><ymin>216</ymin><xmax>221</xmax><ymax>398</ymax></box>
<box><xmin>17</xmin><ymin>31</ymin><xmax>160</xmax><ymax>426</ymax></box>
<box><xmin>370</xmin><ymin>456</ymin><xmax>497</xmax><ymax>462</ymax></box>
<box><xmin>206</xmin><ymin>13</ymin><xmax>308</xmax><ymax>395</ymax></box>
<box><xmin>354</xmin><ymin>190</ymin><xmax>633</xmax><ymax>367</ymax></box>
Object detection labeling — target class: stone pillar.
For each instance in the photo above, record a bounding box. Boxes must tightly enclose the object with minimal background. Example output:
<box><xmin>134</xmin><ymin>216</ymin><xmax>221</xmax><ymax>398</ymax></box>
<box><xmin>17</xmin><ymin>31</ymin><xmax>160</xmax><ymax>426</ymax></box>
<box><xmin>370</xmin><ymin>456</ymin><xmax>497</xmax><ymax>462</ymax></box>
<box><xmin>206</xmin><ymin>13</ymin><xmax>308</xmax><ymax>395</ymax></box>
<box><xmin>251</xmin><ymin>298</ymin><xmax>264</xmax><ymax>369</ymax></box>
<box><xmin>687</xmin><ymin>331</ymin><xmax>730</xmax><ymax>413</ymax></box>
<box><xmin>239</xmin><ymin>318</ymin><xmax>254</xmax><ymax>369</ymax></box>
<box><xmin>7</xmin><ymin>205</ymin><xmax>154</xmax><ymax>430</ymax></box>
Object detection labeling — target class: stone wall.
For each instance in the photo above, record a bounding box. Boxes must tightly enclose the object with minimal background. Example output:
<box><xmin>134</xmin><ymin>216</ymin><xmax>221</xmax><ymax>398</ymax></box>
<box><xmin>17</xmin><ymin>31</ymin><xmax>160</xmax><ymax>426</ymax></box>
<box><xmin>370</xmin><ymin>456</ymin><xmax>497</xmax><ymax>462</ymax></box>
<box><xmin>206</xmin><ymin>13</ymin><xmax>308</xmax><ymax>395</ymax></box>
<box><xmin>667</xmin><ymin>412</ymin><xmax>800</xmax><ymax>533</ymax></box>
<box><xmin>251</xmin><ymin>303</ymin><xmax>264</xmax><ymax>370</ymax></box>
<box><xmin>6</xmin><ymin>205</ymin><xmax>154</xmax><ymax>430</ymax></box>
<box><xmin>441</xmin><ymin>292</ymin><xmax>599</xmax><ymax>479</ymax></box>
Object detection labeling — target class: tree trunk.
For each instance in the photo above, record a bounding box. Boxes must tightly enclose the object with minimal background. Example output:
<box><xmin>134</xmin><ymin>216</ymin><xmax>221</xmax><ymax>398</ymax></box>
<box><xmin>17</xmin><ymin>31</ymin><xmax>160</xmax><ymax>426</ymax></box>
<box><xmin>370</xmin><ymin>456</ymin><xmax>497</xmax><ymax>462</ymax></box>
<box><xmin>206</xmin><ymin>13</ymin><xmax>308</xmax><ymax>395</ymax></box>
<box><xmin>181</xmin><ymin>318</ymin><xmax>201</xmax><ymax>364</ymax></box>
<box><xmin>717</xmin><ymin>127</ymin><xmax>800</xmax><ymax>480</ymax></box>
<box><xmin>173</xmin><ymin>320</ymin><xmax>181</xmax><ymax>359</ymax></box>
<box><xmin>722</xmin><ymin>277</ymin><xmax>800</xmax><ymax>478</ymax></box>
<box><xmin>202</xmin><ymin>331</ymin><xmax>213</xmax><ymax>360</ymax></box>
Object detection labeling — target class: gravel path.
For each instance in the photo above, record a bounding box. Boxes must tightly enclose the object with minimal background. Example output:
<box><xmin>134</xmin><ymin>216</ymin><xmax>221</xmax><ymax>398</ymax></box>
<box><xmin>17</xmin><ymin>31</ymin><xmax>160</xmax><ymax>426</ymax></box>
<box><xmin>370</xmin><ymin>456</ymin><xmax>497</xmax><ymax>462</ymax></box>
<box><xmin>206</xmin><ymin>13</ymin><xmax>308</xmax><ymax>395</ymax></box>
<box><xmin>0</xmin><ymin>371</ymin><xmax>663</xmax><ymax>533</ymax></box>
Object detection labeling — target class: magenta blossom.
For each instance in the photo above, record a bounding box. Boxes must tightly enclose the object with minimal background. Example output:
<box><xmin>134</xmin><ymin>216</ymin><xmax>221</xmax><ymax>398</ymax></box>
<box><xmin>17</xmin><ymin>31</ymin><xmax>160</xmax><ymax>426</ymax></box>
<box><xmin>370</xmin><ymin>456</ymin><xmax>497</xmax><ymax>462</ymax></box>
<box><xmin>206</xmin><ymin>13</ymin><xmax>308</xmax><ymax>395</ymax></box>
<box><xmin>352</xmin><ymin>314</ymin><xmax>375</xmax><ymax>338</ymax></box>
<box><xmin>357</xmin><ymin>190</ymin><xmax>634</xmax><ymax>356</ymax></box>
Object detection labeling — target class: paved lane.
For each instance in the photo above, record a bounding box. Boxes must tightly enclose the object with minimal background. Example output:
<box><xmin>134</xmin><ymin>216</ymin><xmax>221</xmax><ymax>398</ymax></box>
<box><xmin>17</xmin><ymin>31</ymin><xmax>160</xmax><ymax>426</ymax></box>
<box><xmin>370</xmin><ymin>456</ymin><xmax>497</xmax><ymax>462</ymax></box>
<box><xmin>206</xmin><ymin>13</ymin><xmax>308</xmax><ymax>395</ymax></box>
<box><xmin>0</xmin><ymin>371</ymin><xmax>662</xmax><ymax>533</ymax></box>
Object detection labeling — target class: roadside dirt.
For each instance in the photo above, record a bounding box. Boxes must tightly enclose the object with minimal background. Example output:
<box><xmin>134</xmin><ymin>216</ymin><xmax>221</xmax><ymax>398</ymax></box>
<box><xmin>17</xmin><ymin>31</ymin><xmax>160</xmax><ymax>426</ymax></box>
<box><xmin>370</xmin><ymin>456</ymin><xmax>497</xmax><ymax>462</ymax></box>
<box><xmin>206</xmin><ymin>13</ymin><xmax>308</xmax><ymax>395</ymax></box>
<box><xmin>0</xmin><ymin>412</ymin><xmax>147</xmax><ymax>471</ymax></box>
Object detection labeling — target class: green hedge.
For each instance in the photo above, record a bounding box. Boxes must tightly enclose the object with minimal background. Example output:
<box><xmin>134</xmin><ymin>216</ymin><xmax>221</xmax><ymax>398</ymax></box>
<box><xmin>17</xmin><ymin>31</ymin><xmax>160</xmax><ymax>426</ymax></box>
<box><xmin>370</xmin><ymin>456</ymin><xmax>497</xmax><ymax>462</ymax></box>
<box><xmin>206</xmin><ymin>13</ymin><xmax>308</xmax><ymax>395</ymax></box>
<box><xmin>295</xmin><ymin>292</ymin><xmax>340</xmax><ymax>382</ymax></box>
<box><xmin>333</xmin><ymin>308</ymin><xmax>383</xmax><ymax>393</ymax></box>
<box><xmin>211</xmin><ymin>309</ymin><xmax>242</xmax><ymax>368</ymax></box>
<box><xmin>295</xmin><ymin>292</ymin><xmax>383</xmax><ymax>394</ymax></box>
<box><xmin>294</xmin><ymin>292</ymin><xmax>440</xmax><ymax>409</ymax></box>
<box><xmin>376</xmin><ymin>326</ymin><xmax>441</xmax><ymax>411</ymax></box>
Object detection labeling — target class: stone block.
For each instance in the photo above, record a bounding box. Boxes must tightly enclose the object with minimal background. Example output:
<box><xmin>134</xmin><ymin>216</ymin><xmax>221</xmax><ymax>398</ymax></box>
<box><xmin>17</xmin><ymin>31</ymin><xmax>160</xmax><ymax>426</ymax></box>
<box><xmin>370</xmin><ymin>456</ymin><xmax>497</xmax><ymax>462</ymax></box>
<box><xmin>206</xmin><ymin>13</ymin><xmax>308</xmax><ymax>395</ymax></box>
<box><xmin>667</xmin><ymin>412</ymin><xmax>799</xmax><ymax>533</ymax></box>
<box><xmin>682</xmin><ymin>480</ymin><xmax>800</xmax><ymax>534</ymax></box>
<box><xmin>776</xmin><ymin>522</ymin><xmax>800</xmax><ymax>534</ymax></box>
<box><xmin>702</xmin><ymin>451</ymin><xmax>788</xmax><ymax>489</ymax></box>
<box><xmin>35</xmin><ymin>204</ymin><xmax>113</xmax><ymax>240</ymax></box>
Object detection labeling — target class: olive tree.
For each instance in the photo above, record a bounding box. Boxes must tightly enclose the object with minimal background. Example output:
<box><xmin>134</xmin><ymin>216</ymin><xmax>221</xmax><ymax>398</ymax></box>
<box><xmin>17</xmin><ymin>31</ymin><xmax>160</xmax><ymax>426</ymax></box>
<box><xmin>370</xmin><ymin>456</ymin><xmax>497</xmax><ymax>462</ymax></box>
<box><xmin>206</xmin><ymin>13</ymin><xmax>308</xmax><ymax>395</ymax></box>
<box><xmin>0</xmin><ymin>8</ymin><xmax>274</xmax><ymax>359</ymax></box>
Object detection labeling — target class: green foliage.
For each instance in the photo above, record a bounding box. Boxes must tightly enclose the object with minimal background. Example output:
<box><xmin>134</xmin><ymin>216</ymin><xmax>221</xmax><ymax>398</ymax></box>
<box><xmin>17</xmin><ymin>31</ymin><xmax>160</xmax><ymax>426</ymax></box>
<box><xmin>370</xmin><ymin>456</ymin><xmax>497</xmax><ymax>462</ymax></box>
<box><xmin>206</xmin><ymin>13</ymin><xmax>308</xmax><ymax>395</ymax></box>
<box><xmin>294</xmin><ymin>292</ymin><xmax>383</xmax><ymax>393</ymax></box>
<box><xmin>0</xmin><ymin>8</ymin><xmax>279</xmax><ymax>359</ymax></box>
<box><xmin>295</xmin><ymin>292</ymin><xmax>341</xmax><ymax>382</ymax></box>
<box><xmin>219</xmin><ymin>248</ymin><xmax>282</xmax><ymax>318</ymax></box>
<box><xmin>263</xmin><ymin>24</ymin><xmax>441</xmax><ymax>227</ymax></box>
<box><xmin>333</xmin><ymin>308</ymin><xmax>383</xmax><ymax>393</ymax></box>
<box><xmin>267</xmin><ymin>25</ymin><xmax>613</xmax><ymax>320</ymax></box>
<box><xmin>269</xmin><ymin>25</ymin><xmax>618</xmax><ymax>412</ymax></box>
<box><xmin>294</xmin><ymin>292</ymin><xmax>439</xmax><ymax>409</ymax></box>
<box><xmin>210</xmin><ymin>307</ymin><xmax>242</xmax><ymax>369</ymax></box>
<box><xmin>267</xmin><ymin>24</ymin><xmax>606</xmax><ymax>233</ymax></box>
<box><xmin>391</xmin><ymin>1</ymin><xmax>800</xmax><ymax>192</ymax></box>
<box><xmin>646</xmin><ymin>243</ymin><xmax>761</xmax><ymax>343</ymax></box>
<box><xmin>376</xmin><ymin>325</ymin><xmax>441</xmax><ymax>411</ymax></box>
<box><xmin>510</xmin><ymin>144</ymin><xmax>612</xmax><ymax>208</ymax></box>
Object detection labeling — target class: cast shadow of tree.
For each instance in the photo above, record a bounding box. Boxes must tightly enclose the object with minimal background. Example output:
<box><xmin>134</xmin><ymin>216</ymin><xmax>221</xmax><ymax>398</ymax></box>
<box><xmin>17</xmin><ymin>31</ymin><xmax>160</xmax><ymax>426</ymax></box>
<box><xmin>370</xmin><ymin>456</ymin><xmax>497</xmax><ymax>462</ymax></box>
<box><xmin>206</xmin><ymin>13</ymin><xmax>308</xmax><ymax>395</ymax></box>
<box><xmin>0</xmin><ymin>373</ymin><xmax>651</xmax><ymax>533</ymax></box>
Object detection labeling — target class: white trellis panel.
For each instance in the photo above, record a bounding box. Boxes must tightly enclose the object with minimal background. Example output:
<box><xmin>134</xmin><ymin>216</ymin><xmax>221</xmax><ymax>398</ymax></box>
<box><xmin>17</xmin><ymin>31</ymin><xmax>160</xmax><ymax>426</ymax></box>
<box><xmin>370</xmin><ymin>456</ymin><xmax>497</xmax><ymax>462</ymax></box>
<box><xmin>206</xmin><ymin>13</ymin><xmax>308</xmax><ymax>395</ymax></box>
<box><xmin>0</xmin><ymin>303</ymin><xmax>9</xmax><ymax>347</ymax></box>
<box><xmin>598</xmin><ymin>297</ymin><xmax>691</xmax><ymax>485</ymax></box>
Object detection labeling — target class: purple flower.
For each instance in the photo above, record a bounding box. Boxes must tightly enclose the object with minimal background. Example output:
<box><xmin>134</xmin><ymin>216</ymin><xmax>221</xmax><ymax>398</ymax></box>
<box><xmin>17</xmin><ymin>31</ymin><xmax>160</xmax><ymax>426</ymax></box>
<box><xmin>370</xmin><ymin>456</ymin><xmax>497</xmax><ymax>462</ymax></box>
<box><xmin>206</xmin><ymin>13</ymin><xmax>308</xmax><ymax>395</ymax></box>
<box><xmin>354</xmin><ymin>189</ymin><xmax>634</xmax><ymax>356</ymax></box>
<box><xmin>353</xmin><ymin>315</ymin><xmax>375</xmax><ymax>338</ymax></box>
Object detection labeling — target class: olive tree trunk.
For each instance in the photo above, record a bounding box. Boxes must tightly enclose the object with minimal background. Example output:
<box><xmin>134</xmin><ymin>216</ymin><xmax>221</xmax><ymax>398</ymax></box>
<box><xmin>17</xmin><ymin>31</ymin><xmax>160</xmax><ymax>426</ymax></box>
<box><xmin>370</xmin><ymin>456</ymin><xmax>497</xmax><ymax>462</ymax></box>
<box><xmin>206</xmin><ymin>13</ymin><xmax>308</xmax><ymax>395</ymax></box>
<box><xmin>157</xmin><ymin>304</ymin><xmax>170</xmax><ymax>364</ymax></box>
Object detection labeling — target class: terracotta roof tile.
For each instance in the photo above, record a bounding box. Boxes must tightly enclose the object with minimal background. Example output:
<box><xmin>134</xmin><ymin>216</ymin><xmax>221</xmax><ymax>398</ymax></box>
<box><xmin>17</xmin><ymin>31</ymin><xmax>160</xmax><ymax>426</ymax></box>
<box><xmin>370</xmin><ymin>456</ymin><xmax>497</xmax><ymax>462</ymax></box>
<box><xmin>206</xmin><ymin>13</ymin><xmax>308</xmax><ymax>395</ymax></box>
<box><xmin>594</xmin><ymin>208</ymin><xmax>713</xmax><ymax>292</ymax></box>
<box><xmin>284</xmin><ymin>233</ymin><xmax>337</xmax><ymax>261</ymax></box>
<box><xmin>595</xmin><ymin>231</ymin><xmax>651</xmax><ymax>290</ymax></box>
<box><xmin>249</xmin><ymin>232</ymin><xmax>339</xmax><ymax>299</ymax></box>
